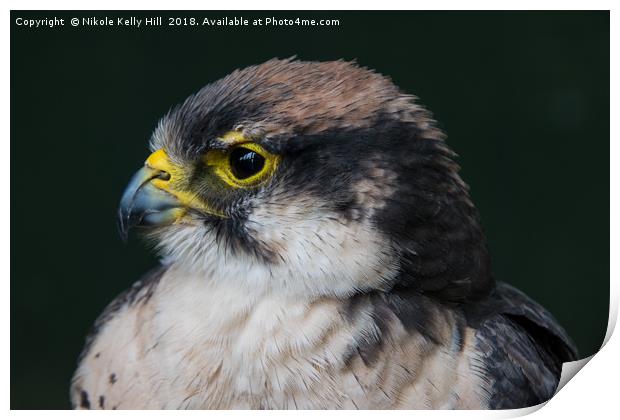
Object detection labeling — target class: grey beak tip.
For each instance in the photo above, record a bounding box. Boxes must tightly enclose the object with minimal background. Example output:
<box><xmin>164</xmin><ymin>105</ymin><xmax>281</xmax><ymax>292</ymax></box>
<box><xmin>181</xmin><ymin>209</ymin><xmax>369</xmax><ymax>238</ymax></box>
<box><xmin>117</xmin><ymin>209</ymin><xmax>129</xmax><ymax>243</ymax></box>
<box><xmin>117</xmin><ymin>166</ymin><xmax>181</xmax><ymax>240</ymax></box>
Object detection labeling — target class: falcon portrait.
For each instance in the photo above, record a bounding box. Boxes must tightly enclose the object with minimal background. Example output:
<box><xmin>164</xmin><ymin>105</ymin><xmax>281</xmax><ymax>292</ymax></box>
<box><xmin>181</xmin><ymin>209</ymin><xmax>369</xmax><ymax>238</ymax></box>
<box><xmin>71</xmin><ymin>58</ymin><xmax>577</xmax><ymax>409</ymax></box>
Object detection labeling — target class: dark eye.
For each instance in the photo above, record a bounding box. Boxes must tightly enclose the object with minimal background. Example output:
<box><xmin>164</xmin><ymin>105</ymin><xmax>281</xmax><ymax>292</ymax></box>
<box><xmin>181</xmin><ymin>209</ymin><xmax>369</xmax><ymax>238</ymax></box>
<box><xmin>229</xmin><ymin>147</ymin><xmax>265</xmax><ymax>180</ymax></box>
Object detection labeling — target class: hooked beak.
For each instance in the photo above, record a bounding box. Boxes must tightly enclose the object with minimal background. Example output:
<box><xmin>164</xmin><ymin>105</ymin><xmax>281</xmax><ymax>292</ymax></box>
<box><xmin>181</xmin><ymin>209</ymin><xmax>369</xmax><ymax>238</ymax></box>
<box><xmin>117</xmin><ymin>150</ymin><xmax>183</xmax><ymax>241</ymax></box>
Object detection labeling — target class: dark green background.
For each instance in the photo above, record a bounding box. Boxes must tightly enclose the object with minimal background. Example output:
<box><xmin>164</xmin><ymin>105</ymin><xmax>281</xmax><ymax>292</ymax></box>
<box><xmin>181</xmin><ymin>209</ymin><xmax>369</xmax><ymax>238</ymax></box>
<box><xmin>11</xmin><ymin>11</ymin><xmax>609</xmax><ymax>409</ymax></box>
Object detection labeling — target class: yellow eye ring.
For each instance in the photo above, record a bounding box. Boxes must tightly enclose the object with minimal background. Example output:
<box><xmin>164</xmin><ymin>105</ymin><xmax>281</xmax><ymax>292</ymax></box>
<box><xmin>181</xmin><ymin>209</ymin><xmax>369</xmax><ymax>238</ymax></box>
<box><xmin>205</xmin><ymin>142</ymin><xmax>280</xmax><ymax>188</ymax></box>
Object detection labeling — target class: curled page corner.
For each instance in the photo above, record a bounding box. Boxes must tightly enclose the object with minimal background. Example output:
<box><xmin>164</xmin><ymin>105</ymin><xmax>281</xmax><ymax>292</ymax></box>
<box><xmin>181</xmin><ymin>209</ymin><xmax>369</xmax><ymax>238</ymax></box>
<box><xmin>511</xmin><ymin>355</ymin><xmax>600</xmax><ymax>416</ymax></box>
<box><xmin>506</xmin><ymin>401</ymin><xmax>548</xmax><ymax>417</ymax></box>
<box><xmin>555</xmin><ymin>356</ymin><xmax>594</xmax><ymax>394</ymax></box>
<box><xmin>553</xmin><ymin>297</ymin><xmax>617</xmax><ymax>397</ymax></box>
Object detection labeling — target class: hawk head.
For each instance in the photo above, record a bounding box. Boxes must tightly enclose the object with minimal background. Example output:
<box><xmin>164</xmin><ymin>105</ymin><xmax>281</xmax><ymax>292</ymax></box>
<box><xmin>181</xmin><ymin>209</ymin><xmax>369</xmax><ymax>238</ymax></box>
<box><xmin>118</xmin><ymin>58</ymin><xmax>493</xmax><ymax>301</ymax></box>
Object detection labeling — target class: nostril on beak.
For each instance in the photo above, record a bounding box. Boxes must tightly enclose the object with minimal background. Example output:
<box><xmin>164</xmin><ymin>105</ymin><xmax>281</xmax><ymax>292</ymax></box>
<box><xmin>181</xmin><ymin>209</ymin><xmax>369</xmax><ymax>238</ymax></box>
<box><xmin>145</xmin><ymin>149</ymin><xmax>174</xmax><ymax>181</ymax></box>
<box><xmin>155</xmin><ymin>170</ymin><xmax>171</xmax><ymax>181</ymax></box>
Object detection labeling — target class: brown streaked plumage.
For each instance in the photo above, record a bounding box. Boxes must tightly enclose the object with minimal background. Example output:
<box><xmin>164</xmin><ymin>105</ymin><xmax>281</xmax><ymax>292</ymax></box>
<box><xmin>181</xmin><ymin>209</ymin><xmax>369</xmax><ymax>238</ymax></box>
<box><xmin>71</xmin><ymin>58</ymin><xmax>577</xmax><ymax>409</ymax></box>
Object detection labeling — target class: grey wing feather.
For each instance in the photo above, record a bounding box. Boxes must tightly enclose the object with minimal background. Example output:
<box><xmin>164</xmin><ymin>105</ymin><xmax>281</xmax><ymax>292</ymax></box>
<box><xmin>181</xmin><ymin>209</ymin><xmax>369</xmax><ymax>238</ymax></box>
<box><xmin>470</xmin><ymin>282</ymin><xmax>578</xmax><ymax>409</ymax></box>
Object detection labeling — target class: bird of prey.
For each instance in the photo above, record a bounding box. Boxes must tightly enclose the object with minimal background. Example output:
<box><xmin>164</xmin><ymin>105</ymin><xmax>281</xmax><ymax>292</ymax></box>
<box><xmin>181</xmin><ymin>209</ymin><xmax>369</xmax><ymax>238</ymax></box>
<box><xmin>71</xmin><ymin>58</ymin><xmax>577</xmax><ymax>409</ymax></box>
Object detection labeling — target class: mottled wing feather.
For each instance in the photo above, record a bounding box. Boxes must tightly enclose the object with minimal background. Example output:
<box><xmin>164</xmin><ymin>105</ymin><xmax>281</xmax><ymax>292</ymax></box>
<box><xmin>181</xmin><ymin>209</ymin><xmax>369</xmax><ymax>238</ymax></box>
<box><xmin>77</xmin><ymin>265</ymin><xmax>168</xmax><ymax>362</ymax></box>
<box><xmin>71</xmin><ymin>265</ymin><xmax>168</xmax><ymax>408</ymax></box>
<box><xmin>472</xmin><ymin>282</ymin><xmax>578</xmax><ymax>409</ymax></box>
<box><xmin>494</xmin><ymin>282</ymin><xmax>578</xmax><ymax>362</ymax></box>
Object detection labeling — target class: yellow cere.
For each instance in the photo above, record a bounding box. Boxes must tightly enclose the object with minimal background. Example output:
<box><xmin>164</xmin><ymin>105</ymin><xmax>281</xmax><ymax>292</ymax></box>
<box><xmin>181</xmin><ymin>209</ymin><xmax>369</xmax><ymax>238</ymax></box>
<box><xmin>205</xmin><ymin>132</ymin><xmax>281</xmax><ymax>188</ymax></box>
<box><xmin>145</xmin><ymin>149</ymin><xmax>227</xmax><ymax>219</ymax></box>
<box><xmin>145</xmin><ymin>149</ymin><xmax>174</xmax><ymax>173</ymax></box>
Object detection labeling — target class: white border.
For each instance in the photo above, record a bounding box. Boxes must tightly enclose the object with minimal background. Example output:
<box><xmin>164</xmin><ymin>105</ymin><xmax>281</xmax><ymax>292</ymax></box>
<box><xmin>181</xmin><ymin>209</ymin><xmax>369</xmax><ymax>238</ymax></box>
<box><xmin>3</xmin><ymin>1</ymin><xmax>616</xmax><ymax>419</ymax></box>
<box><xmin>2</xmin><ymin>1</ymin><xmax>617</xmax><ymax>11</ymax></box>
